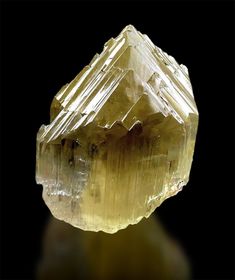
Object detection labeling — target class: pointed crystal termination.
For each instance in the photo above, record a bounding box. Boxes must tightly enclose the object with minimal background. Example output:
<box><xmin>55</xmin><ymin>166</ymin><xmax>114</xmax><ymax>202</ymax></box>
<box><xmin>36</xmin><ymin>25</ymin><xmax>198</xmax><ymax>234</ymax></box>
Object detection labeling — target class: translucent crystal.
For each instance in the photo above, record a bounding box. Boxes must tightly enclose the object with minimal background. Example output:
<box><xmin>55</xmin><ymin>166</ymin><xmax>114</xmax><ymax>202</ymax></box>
<box><xmin>36</xmin><ymin>25</ymin><xmax>198</xmax><ymax>233</ymax></box>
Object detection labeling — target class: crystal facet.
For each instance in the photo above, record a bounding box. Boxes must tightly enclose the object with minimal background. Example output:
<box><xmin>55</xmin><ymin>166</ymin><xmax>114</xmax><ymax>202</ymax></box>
<box><xmin>36</xmin><ymin>25</ymin><xmax>198</xmax><ymax>233</ymax></box>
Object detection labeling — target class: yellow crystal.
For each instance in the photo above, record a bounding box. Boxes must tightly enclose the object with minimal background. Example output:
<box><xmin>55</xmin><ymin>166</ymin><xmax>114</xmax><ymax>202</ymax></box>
<box><xmin>36</xmin><ymin>25</ymin><xmax>198</xmax><ymax>233</ymax></box>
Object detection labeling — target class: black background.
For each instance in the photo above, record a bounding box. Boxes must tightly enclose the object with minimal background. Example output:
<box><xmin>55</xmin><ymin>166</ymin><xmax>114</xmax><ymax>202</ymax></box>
<box><xmin>1</xmin><ymin>1</ymin><xmax>234</xmax><ymax>279</ymax></box>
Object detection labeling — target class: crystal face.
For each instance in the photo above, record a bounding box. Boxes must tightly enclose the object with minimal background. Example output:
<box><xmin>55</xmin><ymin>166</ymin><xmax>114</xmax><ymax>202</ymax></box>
<box><xmin>36</xmin><ymin>25</ymin><xmax>198</xmax><ymax>233</ymax></box>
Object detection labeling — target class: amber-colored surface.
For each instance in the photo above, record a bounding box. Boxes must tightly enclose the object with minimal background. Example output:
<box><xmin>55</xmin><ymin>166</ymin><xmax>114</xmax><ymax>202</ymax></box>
<box><xmin>37</xmin><ymin>216</ymin><xmax>190</xmax><ymax>280</ymax></box>
<box><xmin>36</xmin><ymin>25</ymin><xmax>198</xmax><ymax>233</ymax></box>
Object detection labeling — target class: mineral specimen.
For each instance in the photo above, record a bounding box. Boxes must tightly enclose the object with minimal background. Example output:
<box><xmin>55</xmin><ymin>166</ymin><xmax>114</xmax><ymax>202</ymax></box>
<box><xmin>36</xmin><ymin>25</ymin><xmax>198</xmax><ymax>233</ymax></box>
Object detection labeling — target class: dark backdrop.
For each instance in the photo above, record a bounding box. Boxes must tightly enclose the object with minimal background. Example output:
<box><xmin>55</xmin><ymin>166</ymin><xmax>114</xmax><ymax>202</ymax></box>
<box><xmin>1</xmin><ymin>1</ymin><xmax>234</xmax><ymax>279</ymax></box>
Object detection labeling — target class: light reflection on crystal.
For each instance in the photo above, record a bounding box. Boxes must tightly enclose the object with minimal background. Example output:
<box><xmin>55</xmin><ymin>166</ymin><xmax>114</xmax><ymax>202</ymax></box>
<box><xmin>37</xmin><ymin>216</ymin><xmax>191</xmax><ymax>280</ymax></box>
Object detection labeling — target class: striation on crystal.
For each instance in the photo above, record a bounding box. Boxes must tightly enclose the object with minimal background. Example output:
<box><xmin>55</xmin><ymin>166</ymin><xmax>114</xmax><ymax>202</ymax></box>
<box><xmin>36</xmin><ymin>25</ymin><xmax>198</xmax><ymax>233</ymax></box>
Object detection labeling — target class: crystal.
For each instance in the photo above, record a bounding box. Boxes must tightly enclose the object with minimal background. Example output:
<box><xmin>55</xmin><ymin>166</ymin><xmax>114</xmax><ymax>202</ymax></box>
<box><xmin>36</xmin><ymin>25</ymin><xmax>198</xmax><ymax>233</ymax></box>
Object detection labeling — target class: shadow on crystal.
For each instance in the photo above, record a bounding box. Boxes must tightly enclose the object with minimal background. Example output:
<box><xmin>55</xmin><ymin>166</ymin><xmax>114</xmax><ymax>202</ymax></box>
<box><xmin>37</xmin><ymin>216</ymin><xmax>190</xmax><ymax>280</ymax></box>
